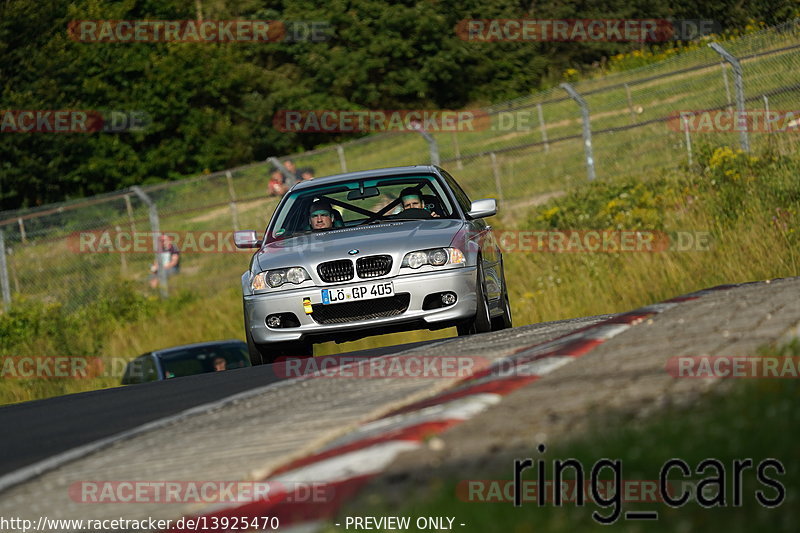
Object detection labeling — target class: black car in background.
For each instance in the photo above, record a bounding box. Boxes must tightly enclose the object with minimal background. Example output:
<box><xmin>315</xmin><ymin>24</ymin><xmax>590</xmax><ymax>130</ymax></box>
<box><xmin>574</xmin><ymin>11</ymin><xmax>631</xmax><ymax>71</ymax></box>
<box><xmin>121</xmin><ymin>340</ymin><xmax>250</xmax><ymax>384</ymax></box>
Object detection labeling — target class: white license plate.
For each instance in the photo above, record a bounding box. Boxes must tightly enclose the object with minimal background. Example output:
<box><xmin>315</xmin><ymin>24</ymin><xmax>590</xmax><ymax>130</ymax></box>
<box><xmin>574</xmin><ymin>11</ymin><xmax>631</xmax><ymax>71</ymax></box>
<box><xmin>321</xmin><ymin>281</ymin><xmax>394</xmax><ymax>304</ymax></box>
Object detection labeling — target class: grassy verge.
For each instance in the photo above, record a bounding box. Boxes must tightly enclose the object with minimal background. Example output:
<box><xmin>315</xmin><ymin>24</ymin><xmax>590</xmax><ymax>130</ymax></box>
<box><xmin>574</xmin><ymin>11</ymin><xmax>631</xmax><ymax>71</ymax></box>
<box><xmin>335</xmin><ymin>340</ymin><xmax>800</xmax><ymax>532</ymax></box>
<box><xmin>503</xmin><ymin>142</ymin><xmax>799</xmax><ymax>323</ymax></box>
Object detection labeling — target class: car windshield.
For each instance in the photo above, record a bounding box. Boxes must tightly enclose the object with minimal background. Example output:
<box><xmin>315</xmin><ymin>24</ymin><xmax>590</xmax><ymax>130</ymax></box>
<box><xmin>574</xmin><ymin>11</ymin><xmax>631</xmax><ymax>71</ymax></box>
<box><xmin>268</xmin><ymin>174</ymin><xmax>456</xmax><ymax>241</ymax></box>
<box><xmin>159</xmin><ymin>343</ymin><xmax>250</xmax><ymax>378</ymax></box>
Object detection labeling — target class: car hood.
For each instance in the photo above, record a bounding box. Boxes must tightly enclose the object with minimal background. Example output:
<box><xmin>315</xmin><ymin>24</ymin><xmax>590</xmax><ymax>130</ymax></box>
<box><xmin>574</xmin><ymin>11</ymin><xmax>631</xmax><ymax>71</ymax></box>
<box><xmin>255</xmin><ymin>219</ymin><xmax>465</xmax><ymax>271</ymax></box>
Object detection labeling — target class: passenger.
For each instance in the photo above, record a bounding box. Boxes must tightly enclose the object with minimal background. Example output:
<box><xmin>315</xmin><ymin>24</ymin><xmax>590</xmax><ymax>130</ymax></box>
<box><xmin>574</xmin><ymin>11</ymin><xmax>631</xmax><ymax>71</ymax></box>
<box><xmin>309</xmin><ymin>200</ymin><xmax>334</xmax><ymax>231</ymax></box>
<box><xmin>213</xmin><ymin>357</ymin><xmax>227</xmax><ymax>372</ymax></box>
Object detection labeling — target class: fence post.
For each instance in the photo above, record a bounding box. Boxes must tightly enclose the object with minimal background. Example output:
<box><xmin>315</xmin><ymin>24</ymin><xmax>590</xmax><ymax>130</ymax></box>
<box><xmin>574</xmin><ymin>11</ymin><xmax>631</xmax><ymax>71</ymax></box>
<box><xmin>131</xmin><ymin>186</ymin><xmax>167</xmax><ymax>298</ymax></box>
<box><xmin>681</xmin><ymin>113</ymin><xmax>694</xmax><ymax>166</ymax></box>
<box><xmin>124</xmin><ymin>194</ymin><xmax>136</xmax><ymax>233</ymax></box>
<box><xmin>410</xmin><ymin>122</ymin><xmax>440</xmax><ymax>166</ymax></box>
<box><xmin>719</xmin><ymin>61</ymin><xmax>733</xmax><ymax>111</ymax></box>
<box><xmin>710</xmin><ymin>43</ymin><xmax>750</xmax><ymax>153</ymax></box>
<box><xmin>560</xmin><ymin>82</ymin><xmax>596</xmax><ymax>181</ymax></box>
<box><xmin>115</xmin><ymin>225</ymin><xmax>127</xmax><ymax>276</ymax></box>
<box><xmin>225</xmin><ymin>171</ymin><xmax>240</xmax><ymax>231</ymax></box>
<box><xmin>489</xmin><ymin>152</ymin><xmax>504</xmax><ymax>203</ymax></box>
<box><xmin>536</xmin><ymin>103</ymin><xmax>549</xmax><ymax>153</ymax></box>
<box><xmin>0</xmin><ymin>230</ymin><xmax>10</xmax><ymax>312</ymax></box>
<box><xmin>451</xmin><ymin>131</ymin><xmax>463</xmax><ymax>169</ymax></box>
<box><xmin>17</xmin><ymin>218</ymin><xmax>26</xmax><ymax>244</ymax></box>
<box><xmin>336</xmin><ymin>144</ymin><xmax>348</xmax><ymax>173</ymax></box>
<box><xmin>763</xmin><ymin>95</ymin><xmax>771</xmax><ymax>132</ymax></box>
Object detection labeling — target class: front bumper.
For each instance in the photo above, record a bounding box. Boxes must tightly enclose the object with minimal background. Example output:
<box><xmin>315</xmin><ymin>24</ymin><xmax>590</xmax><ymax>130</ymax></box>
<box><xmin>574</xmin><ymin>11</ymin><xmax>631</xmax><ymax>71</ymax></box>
<box><xmin>244</xmin><ymin>266</ymin><xmax>477</xmax><ymax>344</ymax></box>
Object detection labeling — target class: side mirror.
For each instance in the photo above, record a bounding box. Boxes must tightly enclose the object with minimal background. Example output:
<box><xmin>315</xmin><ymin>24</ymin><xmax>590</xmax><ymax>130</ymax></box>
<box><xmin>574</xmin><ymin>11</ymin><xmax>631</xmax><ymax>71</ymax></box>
<box><xmin>234</xmin><ymin>230</ymin><xmax>262</xmax><ymax>249</ymax></box>
<box><xmin>467</xmin><ymin>198</ymin><xmax>497</xmax><ymax>219</ymax></box>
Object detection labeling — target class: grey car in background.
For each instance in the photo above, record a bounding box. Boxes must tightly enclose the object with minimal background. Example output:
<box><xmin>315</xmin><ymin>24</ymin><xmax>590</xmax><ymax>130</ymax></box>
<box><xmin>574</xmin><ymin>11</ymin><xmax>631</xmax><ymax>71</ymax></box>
<box><xmin>235</xmin><ymin>165</ymin><xmax>512</xmax><ymax>365</ymax></box>
<box><xmin>121</xmin><ymin>340</ymin><xmax>251</xmax><ymax>384</ymax></box>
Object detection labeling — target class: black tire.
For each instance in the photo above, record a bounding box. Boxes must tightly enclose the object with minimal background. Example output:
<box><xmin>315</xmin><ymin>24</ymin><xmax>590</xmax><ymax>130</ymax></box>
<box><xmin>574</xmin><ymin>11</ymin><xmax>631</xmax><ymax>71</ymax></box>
<box><xmin>245</xmin><ymin>325</ymin><xmax>265</xmax><ymax>366</ymax></box>
<box><xmin>277</xmin><ymin>341</ymin><xmax>314</xmax><ymax>359</ymax></box>
<box><xmin>247</xmin><ymin>331</ymin><xmax>313</xmax><ymax>366</ymax></box>
<box><xmin>491</xmin><ymin>262</ymin><xmax>513</xmax><ymax>331</ymax></box>
<box><xmin>457</xmin><ymin>259</ymin><xmax>493</xmax><ymax>336</ymax></box>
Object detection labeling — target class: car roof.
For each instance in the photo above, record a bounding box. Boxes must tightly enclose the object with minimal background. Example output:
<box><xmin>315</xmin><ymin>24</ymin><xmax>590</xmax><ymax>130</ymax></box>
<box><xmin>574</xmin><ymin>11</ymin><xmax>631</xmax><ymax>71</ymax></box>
<box><xmin>150</xmin><ymin>339</ymin><xmax>246</xmax><ymax>357</ymax></box>
<box><xmin>289</xmin><ymin>165</ymin><xmax>441</xmax><ymax>192</ymax></box>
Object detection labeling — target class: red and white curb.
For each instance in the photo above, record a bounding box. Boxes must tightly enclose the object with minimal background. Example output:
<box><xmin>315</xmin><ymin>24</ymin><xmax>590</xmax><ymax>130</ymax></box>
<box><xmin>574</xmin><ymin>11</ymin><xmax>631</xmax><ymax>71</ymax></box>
<box><xmin>169</xmin><ymin>285</ymin><xmax>737</xmax><ymax>532</ymax></box>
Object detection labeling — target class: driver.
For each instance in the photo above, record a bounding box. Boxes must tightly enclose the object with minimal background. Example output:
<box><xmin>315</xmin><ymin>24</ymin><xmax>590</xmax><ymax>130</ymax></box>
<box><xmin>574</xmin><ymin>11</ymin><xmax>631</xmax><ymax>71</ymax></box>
<box><xmin>400</xmin><ymin>187</ymin><xmax>439</xmax><ymax>217</ymax></box>
<box><xmin>309</xmin><ymin>199</ymin><xmax>334</xmax><ymax>230</ymax></box>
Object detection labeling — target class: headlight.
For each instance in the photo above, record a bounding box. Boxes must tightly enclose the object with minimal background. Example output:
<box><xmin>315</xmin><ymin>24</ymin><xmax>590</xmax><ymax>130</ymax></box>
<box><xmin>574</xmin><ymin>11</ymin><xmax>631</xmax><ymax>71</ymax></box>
<box><xmin>268</xmin><ymin>271</ymin><xmax>285</xmax><ymax>287</ymax></box>
<box><xmin>252</xmin><ymin>267</ymin><xmax>310</xmax><ymax>290</ymax></box>
<box><xmin>252</xmin><ymin>272</ymin><xmax>268</xmax><ymax>290</ymax></box>
<box><xmin>402</xmin><ymin>248</ymin><xmax>466</xmax><ymax>269</ymax></box>
<box><xmin>406</xmin><ymin>251</ymin><xmax>428</xmax><ymax>269</ymax></box>
<box><xmin>429</xmin><ymin>249</ymin><xmax>448</xmax><ymax>266</ymax></box>
<box><xmin>286</xmin><ymin>267</ymin><xmax>306</xmax><ymax>284</ymax></box>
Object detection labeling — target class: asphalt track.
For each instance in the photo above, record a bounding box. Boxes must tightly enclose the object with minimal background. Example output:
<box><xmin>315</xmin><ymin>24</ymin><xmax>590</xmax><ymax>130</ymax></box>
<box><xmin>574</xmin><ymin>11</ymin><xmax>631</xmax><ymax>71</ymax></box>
<box><xmin>0</xmin><ymin>339</ymin><xmax>442</xmax><ymax>478</ymax></box>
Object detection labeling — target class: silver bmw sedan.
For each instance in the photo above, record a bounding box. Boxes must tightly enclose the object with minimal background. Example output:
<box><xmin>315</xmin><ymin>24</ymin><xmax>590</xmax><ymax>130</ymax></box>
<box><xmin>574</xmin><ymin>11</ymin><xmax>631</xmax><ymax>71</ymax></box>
<box><xmin>235</xmin><ymin>165</ymin><xmax>511</xmax><ymax>365</ymax></box>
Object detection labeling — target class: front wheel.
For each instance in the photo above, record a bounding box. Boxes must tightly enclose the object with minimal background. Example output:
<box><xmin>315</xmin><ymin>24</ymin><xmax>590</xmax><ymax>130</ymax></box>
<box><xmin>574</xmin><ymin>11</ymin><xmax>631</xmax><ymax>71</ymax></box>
<box><xmin>491</xmin><ymin>262</ymin><xmax>512</xmax><ymax>331</ymax></box>
<box><xmin>457</xmin><ymin>260</ymin><xmax>493</xmax><ymax>336</ymax></box>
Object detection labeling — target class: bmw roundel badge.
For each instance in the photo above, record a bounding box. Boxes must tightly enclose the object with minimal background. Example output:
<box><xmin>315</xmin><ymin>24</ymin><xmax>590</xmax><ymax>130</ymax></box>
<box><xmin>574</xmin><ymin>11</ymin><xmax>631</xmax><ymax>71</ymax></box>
<box><xmin>348</xmin><ymin>249</ymin><xmax>359</xmax><ymax>255</ymax></box>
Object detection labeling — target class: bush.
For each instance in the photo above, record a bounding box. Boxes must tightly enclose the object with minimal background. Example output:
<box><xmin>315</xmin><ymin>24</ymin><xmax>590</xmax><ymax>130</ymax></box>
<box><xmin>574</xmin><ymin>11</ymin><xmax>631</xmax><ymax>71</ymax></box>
<box><xmin>529</xmin><ymin>177</ymin><xmax>677</xmax><ymax>231</ymax></box>
<box><xmin>0</xmin><ymin>281</ymin><xmax>192</xmax><ymax>356</ymax></box>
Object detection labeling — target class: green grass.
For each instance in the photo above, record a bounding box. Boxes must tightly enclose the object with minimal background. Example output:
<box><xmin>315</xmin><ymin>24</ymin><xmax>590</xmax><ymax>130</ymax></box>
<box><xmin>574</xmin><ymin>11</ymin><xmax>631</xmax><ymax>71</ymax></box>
<box><xmin>332</xmin><ymin>340</ymin><xmax>800</xmax><ymax>532</ymax></box>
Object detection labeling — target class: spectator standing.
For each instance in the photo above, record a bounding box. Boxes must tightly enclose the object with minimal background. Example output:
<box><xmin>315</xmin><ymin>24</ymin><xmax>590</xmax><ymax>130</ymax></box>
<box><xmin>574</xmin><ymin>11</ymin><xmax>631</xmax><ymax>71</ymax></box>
<box><xmin>268</xmin><ymin>167</ymin><xmax>288</xmax><ymax>196</ymax></box>
<box><xmin>149</xmin><ymin>234</ymin><xmax>180</xmax><ymax>289</ymax></box>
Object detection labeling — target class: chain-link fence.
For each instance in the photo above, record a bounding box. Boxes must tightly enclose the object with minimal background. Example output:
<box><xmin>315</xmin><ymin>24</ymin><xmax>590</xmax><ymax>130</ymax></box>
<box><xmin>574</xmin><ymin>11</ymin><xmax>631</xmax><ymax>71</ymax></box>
<box><xmin>1</xmin><ymin>20</ymin><xmax>798</xmax><ymax>312</ymax></box>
